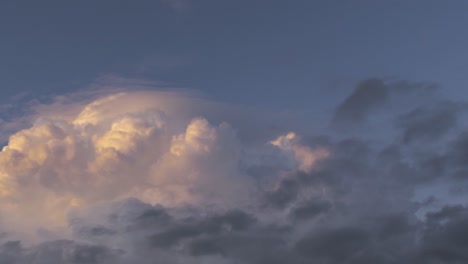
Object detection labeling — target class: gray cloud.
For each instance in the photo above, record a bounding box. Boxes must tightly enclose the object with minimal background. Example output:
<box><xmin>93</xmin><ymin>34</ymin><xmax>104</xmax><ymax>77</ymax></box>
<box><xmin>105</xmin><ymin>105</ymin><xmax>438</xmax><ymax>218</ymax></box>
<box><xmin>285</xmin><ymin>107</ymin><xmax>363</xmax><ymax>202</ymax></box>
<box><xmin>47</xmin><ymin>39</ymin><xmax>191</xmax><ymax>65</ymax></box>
<box><xmin>2</xmin><ymin>80</ymin><xmax>468</xmax><ymax>264</ymax></box>
<box><xmin>331</xmin><ymin>78</ymin><xmax>389</xmax><ymax>129</ymax></box>
<box><xmin>0</xmin><ymin>240</ymin><xmax>120</xmax><ymax>264</ymax></box>
<box><xmin>331</xmin><ymin>78</ymin><xmax>440</xmax><ymax>131</ymax></box>
<box><xmin>2</xmin><ymin>199</ymin><xmax>468</xmax><ymax>263</ymax></box>
<box><xmin>295</xmin><ymin>227</ymin><xmax>370</xmax><ymax>262</ymax></box>
<box><xmin>290</xmin><ymin>199</ymin><xmax>332</xmax><ymax>221</ymax></box>
<box><xmin>396</xmin><ymin>101</ymin><xmax>463</xmax><ymax>144</ymax></box>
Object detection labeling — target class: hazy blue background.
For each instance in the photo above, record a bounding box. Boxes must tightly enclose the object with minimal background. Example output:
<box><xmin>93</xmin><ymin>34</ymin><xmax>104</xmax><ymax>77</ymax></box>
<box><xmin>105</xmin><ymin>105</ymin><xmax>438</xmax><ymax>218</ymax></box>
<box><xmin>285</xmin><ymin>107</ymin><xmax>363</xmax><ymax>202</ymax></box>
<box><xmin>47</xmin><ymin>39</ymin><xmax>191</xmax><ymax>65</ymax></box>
<box><xmin>2</xmin><ymin>0</ymin><xmax>468</xmax><ymax>109</ymax></box>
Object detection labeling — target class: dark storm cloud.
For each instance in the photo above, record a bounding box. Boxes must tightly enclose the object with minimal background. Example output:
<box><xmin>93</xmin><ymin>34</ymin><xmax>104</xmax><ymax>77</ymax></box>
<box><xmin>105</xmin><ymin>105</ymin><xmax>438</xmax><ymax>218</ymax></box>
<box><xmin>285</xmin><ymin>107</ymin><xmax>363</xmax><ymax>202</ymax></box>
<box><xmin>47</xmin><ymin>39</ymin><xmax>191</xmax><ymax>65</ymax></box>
<box><xmin>295</xmin><ymin>227</ymin><xmax>370</xmax><ymax>262</ymax></box>
<box><xmin>331</xmin><ymin>78</ymin><xmax>440</xmax><ymax>130</ymax></box>
<box><xmin>0</xmin><ymin>241</ymin><xmax>21</xmax><ymax>264</ymax></box>
<box><xmin>264</xmin><ymin>137</ymin><xmax>377</xmax><ymax>211</ymax></box>
<box><xmin>66</xmin><ymin>201</ymin><xmax>294</xmax><ymax>263</ymax></box>
<box><xmin>4</xmin><ymin>202</ymin><xmax>468</xmax><ymax>263</ymax></box>
<box><xmin>148</xmin><ymin>209</ymin><xmax>257</xmax><ymax>249</ymax></box>
<box><xmin>417</xmin><ymin>206</ymin><xmax>468</xmax><ymax>263</ymax></box>
<box><xmin>446</xmin><ymin>132</ymin><xmax>468</xmax><ymax>176</ymax></box>
<box><xmin>264</xmin><ymin>177</ymin><xmax>301</xmax><ymax>209</ymax></box>
<box><xmin>0</xmin><ymin>240</ymin><xmax>119</xmax><ymax>264</ymax></box>
<box><xmin>396</xmin><ymin>101</ymin><xmax>463</xmax><ymax>144</ymax></box>
<box><xmin>332</xmin><ymin>78</ymin><xmax>389</xmax><ymax>128</ymax></box>
<box><xmin>262</xmin><ymin>139</ymin><xmax>373</xmax><ymax>216</ymax></box>
<box><xmin>425</xmin><ymin>205</ymin><xmax>467</xmax><ymax>223</ymax></box>
<box><xmin>292</xmin><ymin>207</ymin><xmax>468</xmax><ymax>264</ymax></box>
<box><xmin>410</xmin><ymin>130</ymin><xmax>468</xmax><ymax>180</ymax></box>
<box><xmin>186</xmin><ymin>229</ymin><xmax>291</xmax><ymax>262</ymax></box>
<box><xmin>290</xmin><ymin>199</ymin><xmax>332</xmax><ymax>221</ymax></box>
<box><xmin>77</xmin><ymin>226</ymin><xmax>116</xmax><ymax>238</ymax></box>
<box><xmin>376</xmin><ymin>213</ymin><xmax>414</xmax><ymax>241</ymax></box>
<box><xmin>127</xmin><ymin>206</ymin><xmax>173</xmax><ymax>230</ymax></box>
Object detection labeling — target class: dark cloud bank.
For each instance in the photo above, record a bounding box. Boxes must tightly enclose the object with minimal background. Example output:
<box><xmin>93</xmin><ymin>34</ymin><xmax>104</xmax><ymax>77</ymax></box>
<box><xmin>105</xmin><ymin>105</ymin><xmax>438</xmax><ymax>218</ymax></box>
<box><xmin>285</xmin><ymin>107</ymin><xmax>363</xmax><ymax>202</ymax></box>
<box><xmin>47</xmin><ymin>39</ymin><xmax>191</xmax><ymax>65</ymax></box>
<box><xmin>2</xmin><ymin>79</ymin><xmax>468</xmax><ymax>264</ymax></box>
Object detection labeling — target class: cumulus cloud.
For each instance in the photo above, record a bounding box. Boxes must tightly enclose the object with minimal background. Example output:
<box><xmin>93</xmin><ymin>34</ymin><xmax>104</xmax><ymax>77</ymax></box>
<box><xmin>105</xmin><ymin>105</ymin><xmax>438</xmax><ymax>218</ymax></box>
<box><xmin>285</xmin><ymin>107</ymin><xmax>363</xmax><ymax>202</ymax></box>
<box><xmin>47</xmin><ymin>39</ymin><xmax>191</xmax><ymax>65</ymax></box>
<box><xmin>2</xmin><ymin>79</ymin><xmax>468</xmax><ymax>263</ymax></box>
<box><xmin>0</xmin><ymin>88</ymin><xmax>304</xmax><ymax>239</ymax></box>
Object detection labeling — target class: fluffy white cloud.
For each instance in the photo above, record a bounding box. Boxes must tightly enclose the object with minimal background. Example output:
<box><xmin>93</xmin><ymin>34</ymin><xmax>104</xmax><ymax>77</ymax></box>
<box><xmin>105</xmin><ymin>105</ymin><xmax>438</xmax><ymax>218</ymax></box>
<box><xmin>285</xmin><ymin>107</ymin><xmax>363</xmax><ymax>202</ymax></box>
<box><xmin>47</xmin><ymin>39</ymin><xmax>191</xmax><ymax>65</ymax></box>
<box><xmin>144</xmin><ymin>118</ymin><xmax>255</xmax><ymax>207</ymax></box>
<box><xmin>0</xmin><ymin>90</ymin><xmax>322</xmax><ymax>242</ymax></box>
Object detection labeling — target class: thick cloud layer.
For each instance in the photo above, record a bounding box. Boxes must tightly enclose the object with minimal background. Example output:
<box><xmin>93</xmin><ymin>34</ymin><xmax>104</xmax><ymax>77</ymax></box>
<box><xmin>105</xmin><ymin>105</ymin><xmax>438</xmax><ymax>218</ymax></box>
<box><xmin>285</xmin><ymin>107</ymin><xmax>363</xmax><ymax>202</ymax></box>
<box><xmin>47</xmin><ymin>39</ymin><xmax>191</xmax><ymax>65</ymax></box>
<box><xmin>1</xmin><ymin>80</ymin><xmax>468</xmax><ymax>263</ymax></box>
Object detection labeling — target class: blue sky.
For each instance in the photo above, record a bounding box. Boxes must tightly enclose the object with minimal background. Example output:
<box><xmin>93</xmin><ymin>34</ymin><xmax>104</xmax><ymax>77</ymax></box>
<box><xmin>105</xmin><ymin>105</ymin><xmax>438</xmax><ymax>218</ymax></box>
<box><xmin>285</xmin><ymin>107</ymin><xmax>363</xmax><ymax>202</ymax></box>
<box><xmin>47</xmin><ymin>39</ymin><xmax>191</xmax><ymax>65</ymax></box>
<box><xmin>2</xmin><ymin>0</ymin><xmax>468</xmax><ymax>109</ymax></box>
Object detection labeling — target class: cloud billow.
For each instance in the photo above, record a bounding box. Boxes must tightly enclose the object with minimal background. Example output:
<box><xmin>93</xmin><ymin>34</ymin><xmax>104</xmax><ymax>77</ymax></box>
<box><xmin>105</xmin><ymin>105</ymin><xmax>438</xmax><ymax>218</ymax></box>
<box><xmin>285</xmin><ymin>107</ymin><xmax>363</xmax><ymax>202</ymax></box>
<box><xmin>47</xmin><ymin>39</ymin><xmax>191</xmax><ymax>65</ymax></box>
<box><xmin>1</xmin><ymin>79</ymin><xmax>468</xmax><ymax>263</ymax></box>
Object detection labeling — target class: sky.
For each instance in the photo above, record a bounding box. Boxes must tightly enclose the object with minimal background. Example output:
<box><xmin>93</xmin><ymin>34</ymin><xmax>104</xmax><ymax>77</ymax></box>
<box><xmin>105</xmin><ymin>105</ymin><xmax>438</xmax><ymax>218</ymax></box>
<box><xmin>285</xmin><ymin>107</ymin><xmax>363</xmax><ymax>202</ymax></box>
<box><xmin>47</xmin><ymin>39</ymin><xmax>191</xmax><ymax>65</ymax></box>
<box><xmin>2</xmin><ymin>1</ymin><xmax>468</xmax><ymax>263</ymax></box>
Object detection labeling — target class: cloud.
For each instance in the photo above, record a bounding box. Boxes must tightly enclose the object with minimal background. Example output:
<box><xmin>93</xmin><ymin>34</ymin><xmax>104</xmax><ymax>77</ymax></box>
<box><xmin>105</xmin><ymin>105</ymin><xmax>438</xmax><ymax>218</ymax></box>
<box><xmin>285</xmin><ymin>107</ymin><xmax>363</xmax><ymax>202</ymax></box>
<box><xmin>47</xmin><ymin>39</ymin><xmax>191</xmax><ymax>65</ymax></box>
<box><xmin>331</xmin><ymin>78</ymin><xmax>389</xmax><ymax>129</ymax></box>
<box><xmin>396</xmin><ymin>101</ymin><xmax>464</xmax><ymax>144</ymax></box>
<box><xmin>295</xmin><ymin>226</ymin><xmax>370</xmax><ymax>262</ymax></box>
<box><xmin>0</xmin><ymin>87</ymin><xmax>310</xmax><ymax>238</ymax></box>
<box><xmin>290</xmin><ymin>199</ymin><xmax>332</xmax><ymax>221</ymax></box>
<box><xmin>2</xmin><ymin>78</ymin><xmax>468</xmax><ymax>263</ymax></box>
<box><xmin>331</xmin><ymin>78</ymin><xmax>439</xmax><ymax>131</ymax></box>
